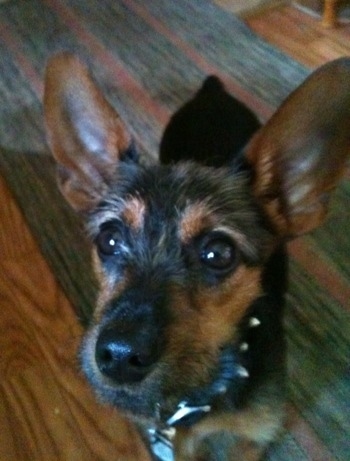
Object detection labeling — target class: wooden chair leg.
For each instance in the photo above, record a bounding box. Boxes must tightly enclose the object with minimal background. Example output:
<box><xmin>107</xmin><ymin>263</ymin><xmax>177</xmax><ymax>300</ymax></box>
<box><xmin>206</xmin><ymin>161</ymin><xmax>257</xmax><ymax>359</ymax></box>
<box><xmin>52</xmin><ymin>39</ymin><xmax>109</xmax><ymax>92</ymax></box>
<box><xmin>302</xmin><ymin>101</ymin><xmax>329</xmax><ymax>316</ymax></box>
<box><xmin>322</xmin><ymin>0</ymin><xmax>339</xmax><ymax>28</ymax></box>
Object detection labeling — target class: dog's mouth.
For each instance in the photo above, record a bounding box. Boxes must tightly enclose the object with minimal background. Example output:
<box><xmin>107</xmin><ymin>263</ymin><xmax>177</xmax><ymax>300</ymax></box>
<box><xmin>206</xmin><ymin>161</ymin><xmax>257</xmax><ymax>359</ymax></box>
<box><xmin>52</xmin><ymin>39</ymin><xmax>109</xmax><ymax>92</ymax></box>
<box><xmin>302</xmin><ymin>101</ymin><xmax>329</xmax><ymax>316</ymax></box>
<box><xmin>80</xmin><ymin>325</ymin><xmax>248</xmax><ymax>423</ymax></box>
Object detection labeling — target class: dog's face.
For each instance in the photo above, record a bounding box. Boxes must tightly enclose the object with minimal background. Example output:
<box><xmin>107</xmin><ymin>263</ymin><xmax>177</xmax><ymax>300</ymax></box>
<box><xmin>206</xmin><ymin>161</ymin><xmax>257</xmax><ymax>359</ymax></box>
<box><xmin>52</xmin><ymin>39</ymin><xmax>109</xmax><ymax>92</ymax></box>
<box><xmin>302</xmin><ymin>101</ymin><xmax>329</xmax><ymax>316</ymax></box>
<box><xmin>80</xmin><ymin>160</ymin><xmax>270</xmax><ymax>418</ymax></box>
<box><xmin>44</xmin><ymin>54</ymin><xmax>350</xmax><ymax>422</ymax></box>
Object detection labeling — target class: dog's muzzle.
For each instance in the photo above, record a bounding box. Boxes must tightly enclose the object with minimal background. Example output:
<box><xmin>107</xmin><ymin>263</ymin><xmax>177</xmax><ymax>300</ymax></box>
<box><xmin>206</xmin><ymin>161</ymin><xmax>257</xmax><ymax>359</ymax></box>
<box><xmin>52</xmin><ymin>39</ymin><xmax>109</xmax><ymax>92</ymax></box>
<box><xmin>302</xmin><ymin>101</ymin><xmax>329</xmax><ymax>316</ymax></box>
<box><xmin>94</xmin><ymin>292</ymin><xmax>166</xmax><ymax>384</ymax></box>
<box><xmin>95</xmin><ymin>321</ymin><xmax>162</xmax><ymax>384</ymax></box>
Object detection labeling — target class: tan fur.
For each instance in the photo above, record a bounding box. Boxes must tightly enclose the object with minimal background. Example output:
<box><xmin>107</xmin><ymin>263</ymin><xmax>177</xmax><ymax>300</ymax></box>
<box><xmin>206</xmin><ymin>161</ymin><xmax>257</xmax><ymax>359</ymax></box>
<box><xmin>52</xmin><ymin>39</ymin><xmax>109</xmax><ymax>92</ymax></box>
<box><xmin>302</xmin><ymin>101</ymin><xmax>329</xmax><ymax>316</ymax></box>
<box><xmin>189</xmin><ymin>267</ymin><xmax>262</xmax><ymax>348</ymax></box>
<box><xmin>179</xmin><ymin>201</ymin><xmax>217</xmax><ymax>244</ymax></box>
<box><xmin>91</xmin><ymin>249</ymin><xmax>129</xmax><ymax>322</ymax></box>
<box><xmin>163</xmin><ymin>266</ymin><xmax>262</xmax><ymax>389</ymax></box>
<box><xmin>121</xmin><ymin>196</ymin><xmax>146</xmax><ymax>231</ymax></box>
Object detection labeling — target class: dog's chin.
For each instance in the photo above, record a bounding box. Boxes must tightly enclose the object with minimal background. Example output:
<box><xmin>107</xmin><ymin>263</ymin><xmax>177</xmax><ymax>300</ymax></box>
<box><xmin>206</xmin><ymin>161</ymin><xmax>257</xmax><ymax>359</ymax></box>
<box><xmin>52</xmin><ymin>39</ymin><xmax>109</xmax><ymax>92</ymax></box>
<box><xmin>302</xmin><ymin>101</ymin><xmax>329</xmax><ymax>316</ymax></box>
<box><xmin>86</xmin><ymin>370</ymin><xmax>164</xmax><ymax>420</ymax></box>
<box><xmin>80</xmin><ymin>356</ymin><xmax>202</xmax><ymax>422</ymax></box>
<box><xmin>79</xmin><ymin>336</ymin><xmax>195</xmax><ymax>421</ymax></box>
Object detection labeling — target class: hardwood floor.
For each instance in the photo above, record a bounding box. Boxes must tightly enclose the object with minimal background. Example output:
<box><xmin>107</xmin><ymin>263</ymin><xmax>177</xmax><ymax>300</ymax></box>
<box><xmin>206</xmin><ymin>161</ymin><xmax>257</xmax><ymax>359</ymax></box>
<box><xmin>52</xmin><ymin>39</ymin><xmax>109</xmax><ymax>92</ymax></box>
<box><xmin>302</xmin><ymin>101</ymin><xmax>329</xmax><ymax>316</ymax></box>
<box><xmin>246</xmin><ymin>3</ymin><xmax>350</xmax><ymax>67</ymax></box>
<box><xmin>0</xmin><ymin>3</ymin><xmax>349</xmax><ymax>460</ymax></box>
<box><xmin>0</xmin><ymin>176</ymin><xmax>149</xmax><ymax>461</ymax></box>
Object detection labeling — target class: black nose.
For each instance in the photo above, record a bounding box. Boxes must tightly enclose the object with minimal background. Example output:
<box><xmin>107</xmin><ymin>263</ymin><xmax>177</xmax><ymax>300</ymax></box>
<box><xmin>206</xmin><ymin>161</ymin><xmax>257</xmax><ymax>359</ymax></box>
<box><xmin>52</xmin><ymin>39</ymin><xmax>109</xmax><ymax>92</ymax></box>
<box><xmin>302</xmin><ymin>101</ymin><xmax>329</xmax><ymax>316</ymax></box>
<box><xmin>95</xmin><ymin>325</ymin><xmax>161</xmax><ymax>384</ymax></box>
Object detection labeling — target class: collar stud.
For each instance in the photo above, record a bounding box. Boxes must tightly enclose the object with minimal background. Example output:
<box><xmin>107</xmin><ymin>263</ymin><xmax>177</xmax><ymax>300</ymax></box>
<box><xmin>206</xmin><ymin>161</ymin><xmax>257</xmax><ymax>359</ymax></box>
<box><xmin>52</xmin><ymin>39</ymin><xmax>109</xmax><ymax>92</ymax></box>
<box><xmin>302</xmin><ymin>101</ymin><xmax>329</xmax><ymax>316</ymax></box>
<box><xmin>236</xmin><ymin>365</ymin><xmax>250</xmax><ymax>378</ymax></box>
<box><xmin>248</xmin><ymin>316</ymin><xmax>261</xmax><ymax>328</ymax></box>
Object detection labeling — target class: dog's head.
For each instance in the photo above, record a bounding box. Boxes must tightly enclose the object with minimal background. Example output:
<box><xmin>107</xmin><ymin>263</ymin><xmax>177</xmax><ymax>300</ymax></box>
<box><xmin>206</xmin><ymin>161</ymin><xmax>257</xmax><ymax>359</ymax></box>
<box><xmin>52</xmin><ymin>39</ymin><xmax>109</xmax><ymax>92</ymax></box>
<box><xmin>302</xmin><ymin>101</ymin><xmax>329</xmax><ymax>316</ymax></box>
<box><xmin>44</xmin><ymin>53</ymin><xmax>350</xmax><ymax>421</ymax></box>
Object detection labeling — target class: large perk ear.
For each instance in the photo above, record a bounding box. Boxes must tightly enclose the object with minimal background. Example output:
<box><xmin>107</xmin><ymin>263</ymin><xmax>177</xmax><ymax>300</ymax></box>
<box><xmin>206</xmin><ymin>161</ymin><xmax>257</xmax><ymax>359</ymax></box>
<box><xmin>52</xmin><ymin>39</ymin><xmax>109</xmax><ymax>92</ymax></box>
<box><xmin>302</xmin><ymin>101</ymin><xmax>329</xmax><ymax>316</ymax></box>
<box><xmin>44</xmin><ymin>52</ymin><xmax>132</xmax><ymax>212</ymax></box>
<box><xmin>245</xmin><ymin>58</ymin><xmax>350</xmax><ymax>238</ymax></box>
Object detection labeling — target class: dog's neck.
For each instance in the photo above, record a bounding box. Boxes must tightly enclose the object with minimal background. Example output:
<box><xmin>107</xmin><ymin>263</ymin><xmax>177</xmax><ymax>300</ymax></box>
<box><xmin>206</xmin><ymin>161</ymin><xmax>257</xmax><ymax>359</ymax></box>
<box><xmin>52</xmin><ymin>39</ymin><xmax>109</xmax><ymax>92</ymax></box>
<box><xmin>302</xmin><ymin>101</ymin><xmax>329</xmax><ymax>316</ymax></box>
<box><xmin>147</xmin><ymin>304</ymin><xmax>263</xmax><ymax>461</ymax></box>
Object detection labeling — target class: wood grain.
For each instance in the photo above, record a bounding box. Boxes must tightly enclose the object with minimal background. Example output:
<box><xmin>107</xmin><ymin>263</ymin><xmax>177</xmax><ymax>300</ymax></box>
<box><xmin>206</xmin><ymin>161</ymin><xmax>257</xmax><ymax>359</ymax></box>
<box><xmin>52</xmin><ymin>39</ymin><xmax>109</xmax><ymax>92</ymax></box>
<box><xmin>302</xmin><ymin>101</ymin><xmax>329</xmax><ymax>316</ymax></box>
<box><xmin>0</xmin><ymin>176</ymin><xmax>150</xmax><ymax>461</ymax></box>
<box><xmin>246</xmin><ymin>3</ymin><xmax>350</xmax><ymax>67</ymax></box>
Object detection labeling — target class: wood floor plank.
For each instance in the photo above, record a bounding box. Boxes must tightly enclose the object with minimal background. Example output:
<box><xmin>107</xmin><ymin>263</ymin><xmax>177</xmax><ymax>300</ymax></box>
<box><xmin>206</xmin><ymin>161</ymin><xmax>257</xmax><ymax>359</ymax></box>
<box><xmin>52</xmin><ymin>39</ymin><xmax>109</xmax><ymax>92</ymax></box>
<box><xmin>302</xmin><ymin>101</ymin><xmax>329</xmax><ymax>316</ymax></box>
<box><xmin>0</xmin><ymin>175</ymin><xmax>38</xmax><ymax>261</ymax></box>
<box><xmin>0</xmin><ymin>179</ymin><xmax>149</xmax><ymax>461</ymax></box>
<box><xmin>246</xmin><ymin>4</ymin><xmax>350</xmax><ymax>67</ymax></box>
<box><xmin>0</xmin><ymin>367</ymin><xmax>148</xmax><ymax>461</ymax></box>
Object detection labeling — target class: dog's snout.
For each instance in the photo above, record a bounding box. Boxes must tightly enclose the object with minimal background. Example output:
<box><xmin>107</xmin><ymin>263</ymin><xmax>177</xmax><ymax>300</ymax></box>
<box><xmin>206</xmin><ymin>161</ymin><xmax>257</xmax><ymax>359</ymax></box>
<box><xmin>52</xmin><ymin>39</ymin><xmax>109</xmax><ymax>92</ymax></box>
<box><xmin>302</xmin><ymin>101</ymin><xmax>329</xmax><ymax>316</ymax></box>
<box><xmin>95</xmin><ymin>325</ymin><xmax>161</xmax><ymax>384</ymax></box>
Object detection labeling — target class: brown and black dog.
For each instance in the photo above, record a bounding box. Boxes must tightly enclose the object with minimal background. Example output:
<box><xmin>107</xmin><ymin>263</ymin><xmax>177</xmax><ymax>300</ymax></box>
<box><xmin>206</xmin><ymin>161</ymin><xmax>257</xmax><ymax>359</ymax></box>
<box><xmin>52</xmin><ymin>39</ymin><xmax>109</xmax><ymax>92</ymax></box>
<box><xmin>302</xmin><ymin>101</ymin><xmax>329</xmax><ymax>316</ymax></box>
<box><xmin>44</xmin><ymin>53</ymin><xmax>350</xmax><ymax>460</ymax></box>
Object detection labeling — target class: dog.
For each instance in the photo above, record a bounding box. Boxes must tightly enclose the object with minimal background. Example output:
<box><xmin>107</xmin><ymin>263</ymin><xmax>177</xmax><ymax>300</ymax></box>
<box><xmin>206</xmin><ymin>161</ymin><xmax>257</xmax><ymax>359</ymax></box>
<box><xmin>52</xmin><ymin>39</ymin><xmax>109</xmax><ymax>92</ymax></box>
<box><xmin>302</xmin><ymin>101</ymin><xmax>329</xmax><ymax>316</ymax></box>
<box><xmin>44</xmin><ymin>53</ymin><xmax>350</xmax><ymax>461</ymax></box>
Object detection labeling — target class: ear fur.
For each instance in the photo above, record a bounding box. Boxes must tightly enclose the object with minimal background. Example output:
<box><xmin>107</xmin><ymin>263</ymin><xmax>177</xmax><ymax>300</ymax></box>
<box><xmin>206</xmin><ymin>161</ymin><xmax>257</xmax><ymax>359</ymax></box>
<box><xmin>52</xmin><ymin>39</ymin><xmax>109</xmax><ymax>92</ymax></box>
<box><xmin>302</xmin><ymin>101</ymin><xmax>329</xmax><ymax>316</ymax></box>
<box><xmin>44</xmin><ymin>52</ymin><xmax>132</xmax><ymax>212</ymax></box>
<box><xmin>245</xmin><ymin>58</ymin><xmax>350</xmax><ymax>237</ymax></box>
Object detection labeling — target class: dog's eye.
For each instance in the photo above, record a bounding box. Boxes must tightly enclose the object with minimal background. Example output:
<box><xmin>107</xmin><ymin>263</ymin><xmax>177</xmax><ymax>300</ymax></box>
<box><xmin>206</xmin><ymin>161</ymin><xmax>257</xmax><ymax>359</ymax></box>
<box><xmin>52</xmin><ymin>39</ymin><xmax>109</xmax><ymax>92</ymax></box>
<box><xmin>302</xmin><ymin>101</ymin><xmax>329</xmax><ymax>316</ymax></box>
<box><xmin>95</xmin><ymin>228</ymin><xmax>122</xmax><ymax>256</ymax></box>
<box><xmin>200</xmin><ymin>237</ymin><xmax>237</xmax><ymax>273</ymax></box>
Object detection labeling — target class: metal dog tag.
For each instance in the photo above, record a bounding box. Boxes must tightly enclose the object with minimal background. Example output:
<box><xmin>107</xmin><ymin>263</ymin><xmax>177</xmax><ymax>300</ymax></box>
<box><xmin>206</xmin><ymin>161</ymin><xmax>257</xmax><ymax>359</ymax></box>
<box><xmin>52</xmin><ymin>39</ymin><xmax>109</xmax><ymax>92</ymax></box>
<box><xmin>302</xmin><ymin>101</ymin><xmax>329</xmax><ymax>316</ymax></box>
<box><xmin>149</xmin><ymin>401</ymin><xmax>211</xmax><ymax>460</ymax></box>
<box><xmin>149</xmin><ymin>427</ymin><xmax>176</xmax><ymax>461</ymax></box>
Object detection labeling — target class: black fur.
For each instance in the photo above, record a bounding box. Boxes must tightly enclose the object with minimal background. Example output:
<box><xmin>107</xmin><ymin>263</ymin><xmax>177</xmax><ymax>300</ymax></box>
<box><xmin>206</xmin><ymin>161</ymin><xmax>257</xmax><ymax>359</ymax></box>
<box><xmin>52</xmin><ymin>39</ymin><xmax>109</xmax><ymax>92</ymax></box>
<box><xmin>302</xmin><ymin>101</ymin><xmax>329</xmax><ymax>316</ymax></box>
<box><xmin>160</xmin><ymin>76</ymin><xmax>261</xmax><ymax>168</ymax></box>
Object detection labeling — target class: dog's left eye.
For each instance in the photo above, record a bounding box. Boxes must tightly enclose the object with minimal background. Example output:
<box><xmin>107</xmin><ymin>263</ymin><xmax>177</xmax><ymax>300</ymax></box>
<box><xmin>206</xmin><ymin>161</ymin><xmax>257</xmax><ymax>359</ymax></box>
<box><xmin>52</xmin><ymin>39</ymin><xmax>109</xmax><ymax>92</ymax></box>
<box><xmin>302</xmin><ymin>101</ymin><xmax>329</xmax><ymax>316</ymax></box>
<box><xmin>200</xmin><ymin>236</ymin><xmax>237</xmax><ymax>273</ymax></box>
<box><xmin>95</xmin><ymin>228</ymin><xmax>122</xmax><ymax>257</ymax></box>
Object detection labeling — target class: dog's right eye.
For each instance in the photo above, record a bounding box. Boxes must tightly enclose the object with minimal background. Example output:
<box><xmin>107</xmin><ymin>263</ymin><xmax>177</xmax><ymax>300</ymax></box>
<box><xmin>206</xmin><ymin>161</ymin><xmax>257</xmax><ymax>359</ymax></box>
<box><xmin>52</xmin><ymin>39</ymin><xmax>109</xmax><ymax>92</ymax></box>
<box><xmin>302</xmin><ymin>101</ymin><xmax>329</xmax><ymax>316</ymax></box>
<box><xmin>200</xmin><ymin>236</ymin><xmax>237</xmax><ymax>274</ymax></box>
<box><xmin>191</xmin><ymin>231</ymin><xmax>239</xmax><ymax>282</ymax></box>
<box><xmin>95</xmin><ymin>228</ymin><xmax>122</xmax><ymax>257</ymax></box>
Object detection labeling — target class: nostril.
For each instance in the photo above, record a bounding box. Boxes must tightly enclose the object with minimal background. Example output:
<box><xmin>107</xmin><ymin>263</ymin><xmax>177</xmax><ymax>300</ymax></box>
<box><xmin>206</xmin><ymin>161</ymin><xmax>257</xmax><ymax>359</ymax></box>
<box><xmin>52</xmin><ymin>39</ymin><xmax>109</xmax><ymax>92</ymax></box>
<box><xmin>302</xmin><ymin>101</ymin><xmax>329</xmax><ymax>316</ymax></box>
<box><xmin>129</xmin><ymin>354</ymin><xmax>144</xmax><ymax>367</ymax></box>
<box><xmin>128</xmin><ymin>352</ymin><xmax>154</xmax><ymax>368</ymax></box>
<box><xmin>97</xmin><ymin>347</ymin><xmax>114</xmax><ymax>365</ymax></box>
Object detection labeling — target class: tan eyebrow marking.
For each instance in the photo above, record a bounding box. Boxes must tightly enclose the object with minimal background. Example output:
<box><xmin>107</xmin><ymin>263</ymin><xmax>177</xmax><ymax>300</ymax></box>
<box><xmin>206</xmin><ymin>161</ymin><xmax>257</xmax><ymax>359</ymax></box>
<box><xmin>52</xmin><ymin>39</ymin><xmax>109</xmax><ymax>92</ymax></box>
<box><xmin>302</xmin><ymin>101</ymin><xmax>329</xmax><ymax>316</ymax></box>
<box><xmin>179</xmin><ymin>201</ymin><xmax>216</xmax><ymax>243</ymax></box>
<box><xmin>121</xmin><ymin>196</ymin><xmax>146</xmax><ymax>230</ymax></box>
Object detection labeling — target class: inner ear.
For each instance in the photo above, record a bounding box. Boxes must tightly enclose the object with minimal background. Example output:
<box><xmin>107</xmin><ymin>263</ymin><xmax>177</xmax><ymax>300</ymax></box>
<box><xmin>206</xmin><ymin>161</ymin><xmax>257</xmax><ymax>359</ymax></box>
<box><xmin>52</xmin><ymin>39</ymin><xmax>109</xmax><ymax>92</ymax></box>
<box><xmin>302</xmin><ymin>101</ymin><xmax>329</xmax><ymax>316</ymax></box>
<box><xmin>44</xmin><ymin>52</ymin><xmax>134</xmax><ymax>212</ymax></box>
<box><xmin>245</xmin><ymin>58</ymin><xmax>350</xmax><ymax>238</ymax></box>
